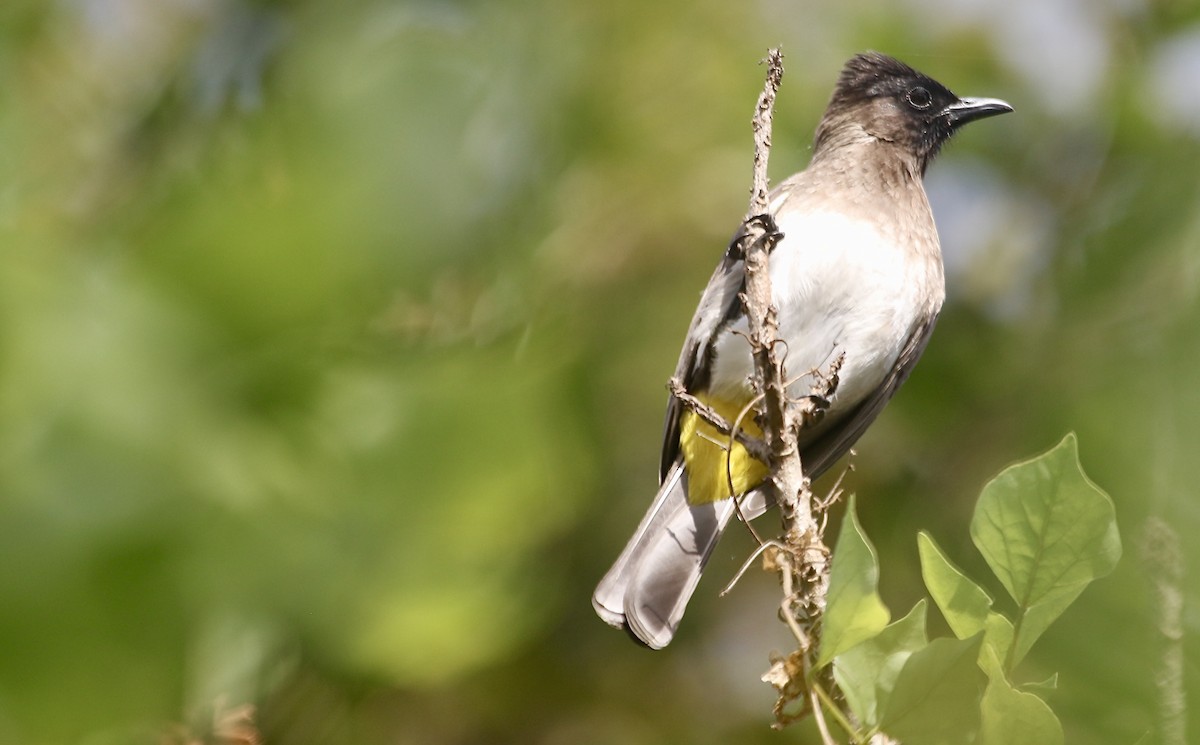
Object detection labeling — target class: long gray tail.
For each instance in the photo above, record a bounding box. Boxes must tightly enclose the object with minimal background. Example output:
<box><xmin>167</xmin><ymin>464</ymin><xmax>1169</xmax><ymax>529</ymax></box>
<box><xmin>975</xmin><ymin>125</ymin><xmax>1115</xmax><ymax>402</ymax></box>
<box><xmin>592</xmin><ymin>461</ymin><xmax>739</xmax><ymax>649</ymax></box>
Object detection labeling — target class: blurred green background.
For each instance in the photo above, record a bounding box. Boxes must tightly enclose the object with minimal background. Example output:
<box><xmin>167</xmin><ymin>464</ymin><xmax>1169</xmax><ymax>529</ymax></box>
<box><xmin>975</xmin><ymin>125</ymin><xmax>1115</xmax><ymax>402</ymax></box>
<box><xmin>0</xmin><ymin>0</ymin><xmax>1198</xmax><ymax>743</ymax></box>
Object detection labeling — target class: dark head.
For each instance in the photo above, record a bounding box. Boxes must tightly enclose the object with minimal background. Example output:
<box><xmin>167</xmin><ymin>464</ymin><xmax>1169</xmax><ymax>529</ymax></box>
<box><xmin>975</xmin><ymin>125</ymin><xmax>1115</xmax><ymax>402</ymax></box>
<box><xmin>813</xmin><ymin>52</ymin><xmax>1012</xmax><ymax>174</ymax></box>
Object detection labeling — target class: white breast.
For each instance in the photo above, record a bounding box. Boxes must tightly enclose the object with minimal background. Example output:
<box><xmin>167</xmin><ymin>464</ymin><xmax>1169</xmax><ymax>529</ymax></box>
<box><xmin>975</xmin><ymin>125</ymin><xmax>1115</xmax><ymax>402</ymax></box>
<box><xmin>707</xmin><ymin>208</ymin><xmax>943</xmax><ymax>417</ymax></box>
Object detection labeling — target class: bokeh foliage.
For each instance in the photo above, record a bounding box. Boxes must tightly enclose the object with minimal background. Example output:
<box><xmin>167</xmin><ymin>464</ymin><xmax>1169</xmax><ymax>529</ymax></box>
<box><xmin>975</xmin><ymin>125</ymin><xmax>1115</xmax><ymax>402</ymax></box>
<box><xmin>1</xmin><ymin>1</ymin><xmax>1198</xmax><ymax>743</ymax></box>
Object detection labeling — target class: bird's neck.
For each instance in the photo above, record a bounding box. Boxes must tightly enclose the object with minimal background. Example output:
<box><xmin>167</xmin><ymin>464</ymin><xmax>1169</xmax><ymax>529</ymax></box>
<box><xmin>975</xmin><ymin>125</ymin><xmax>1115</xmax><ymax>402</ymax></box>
<box><xmin>810</xmin><ymin>123</ymin><xmax>929</xmax><ymax>186</ymax></box>
<box><xmin>793</xmin><ymin>127</ymin><xmax>937</xmax><ymax>236</ymax></box>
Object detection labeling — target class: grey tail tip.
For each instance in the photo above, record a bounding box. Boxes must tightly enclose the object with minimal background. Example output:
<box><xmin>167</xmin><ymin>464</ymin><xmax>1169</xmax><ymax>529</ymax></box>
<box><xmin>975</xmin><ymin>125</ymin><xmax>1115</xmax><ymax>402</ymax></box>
<box><xmin>592</xmin><ymin>596</ymin><xmax>625</xmax><ymax>630</ymax></box>
<box><xmin>592</xmin><ymin>462</ymin><xmax>733</xmax><ymax>652</ymax></box>
<box><xmin>623</xmin><ymin>623</ymin><xmax>658</xmax><ymax>650</ymax></box>
<box><xmin>591</xmin><ymin>599</ymin><xmax>666</xmax><ymax>650</ymax></box>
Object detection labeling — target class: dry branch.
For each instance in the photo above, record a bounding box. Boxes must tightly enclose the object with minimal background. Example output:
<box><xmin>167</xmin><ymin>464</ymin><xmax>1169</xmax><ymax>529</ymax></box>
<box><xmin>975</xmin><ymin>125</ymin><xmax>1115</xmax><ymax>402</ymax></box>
<box><xmin>661</xmin><ymin>47</ymin><xmax>847</xmax><ymax>737</ymax></box>
<box><xmin>667</xmin><ymin>377</ymin><xmax>770</xmax><ymax>464</ymax></box>
<box><xmin>735</xmin><ymin>49</ymin><xmax>838</xmax><ymax>733</ymax></box>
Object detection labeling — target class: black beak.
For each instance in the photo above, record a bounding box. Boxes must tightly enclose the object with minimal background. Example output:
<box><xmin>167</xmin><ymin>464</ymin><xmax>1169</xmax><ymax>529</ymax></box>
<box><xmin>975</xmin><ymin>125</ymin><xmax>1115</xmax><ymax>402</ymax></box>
<box><xmin>943</xmin><ymin>97</ymin><xmax>1013</xmax><ymax>128</ymax></box>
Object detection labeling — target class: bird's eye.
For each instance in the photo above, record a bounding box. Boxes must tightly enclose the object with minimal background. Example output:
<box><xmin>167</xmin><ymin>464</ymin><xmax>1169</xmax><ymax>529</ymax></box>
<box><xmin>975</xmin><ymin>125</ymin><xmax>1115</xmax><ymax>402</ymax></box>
<box><xmin>906</xmin><ymin>87</ymin><xmax>932</xmax><ymax>110</ymax></box>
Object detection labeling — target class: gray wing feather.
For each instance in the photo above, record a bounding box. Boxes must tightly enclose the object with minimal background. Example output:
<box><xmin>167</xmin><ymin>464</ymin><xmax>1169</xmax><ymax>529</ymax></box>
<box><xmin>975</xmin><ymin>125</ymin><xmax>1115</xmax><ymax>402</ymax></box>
<box><xmin>658</xmin><ymin>181</ymin><xmax>804</xmax><ymax>480</ymax></box>
<box><xmin>658</xmin><ymin>243</ymin><xmax>748</xmax><ymax>480</ymax></box>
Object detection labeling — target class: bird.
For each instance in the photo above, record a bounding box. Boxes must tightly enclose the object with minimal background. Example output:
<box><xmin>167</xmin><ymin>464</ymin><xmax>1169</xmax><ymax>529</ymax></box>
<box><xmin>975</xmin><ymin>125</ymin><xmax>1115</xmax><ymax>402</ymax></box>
<box><xmin>592</xmin><ymin>52</ymin><xmax>1012</xmax><ymax>650</ymax></box>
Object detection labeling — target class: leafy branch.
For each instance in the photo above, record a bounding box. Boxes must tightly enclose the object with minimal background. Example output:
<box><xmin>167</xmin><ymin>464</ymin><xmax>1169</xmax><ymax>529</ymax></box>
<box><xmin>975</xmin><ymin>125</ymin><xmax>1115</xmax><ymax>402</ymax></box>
<box><xmin>828</xmin><ymin>434</ymin><xmax>1120</xmax><ymax>744</ymax></box>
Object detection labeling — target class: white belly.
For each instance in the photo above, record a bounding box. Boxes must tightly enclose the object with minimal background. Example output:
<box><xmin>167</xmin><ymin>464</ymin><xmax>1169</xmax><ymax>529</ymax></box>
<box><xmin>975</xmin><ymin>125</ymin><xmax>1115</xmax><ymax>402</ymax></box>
<box><xmin>707</xmin><ymin>209</ymin><xmax>942</xmax><ymax>417</ymax></box>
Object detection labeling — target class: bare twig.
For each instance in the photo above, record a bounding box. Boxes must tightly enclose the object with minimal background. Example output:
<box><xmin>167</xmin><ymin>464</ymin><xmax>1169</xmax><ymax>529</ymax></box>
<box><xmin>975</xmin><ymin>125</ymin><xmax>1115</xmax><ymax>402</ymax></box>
<box><xmin>726</xmin><ymin>392</ymin><xmax>771</xmax><ymax>545</ymax></box>
<box><xmin>668</xmin><ymin>377</ymin><xmax>770</xmax><ymax>464</ymax></box>
<box><xmin>775</xmin><ymin>551</ymin><xmax>812</xmax><ymax>650</ymax></box>
<box><xmin>720</xmin><ymin>539</ymin><xmax>787</xmax><ymax>597</ymax></box>
<box><xmin>738</xmin><ymin>47</ymin><xmax>844</xmax><ymax>734</ymax></box>
<box><xmin>739</xmin><ymin>50</ymin><xmax>824</xmax><ymax>585</ymax></box>
<box><xmin>810</xmin><ymin>685</ymin><xmax>838</xmax><ymax>745</ymax></box>
<box><xmin>748</xmin><ymin>50</ymin><xmax>784</xmax><ymax>218</ymax></box>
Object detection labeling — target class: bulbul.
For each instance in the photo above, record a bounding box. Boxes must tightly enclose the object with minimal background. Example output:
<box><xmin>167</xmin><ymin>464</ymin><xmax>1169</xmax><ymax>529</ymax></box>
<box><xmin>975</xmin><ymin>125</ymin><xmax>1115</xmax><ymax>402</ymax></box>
<box><xmin>593</xmin><ymin>52</ymin><xmax>1012</xmax><ymax>649</ymax></box>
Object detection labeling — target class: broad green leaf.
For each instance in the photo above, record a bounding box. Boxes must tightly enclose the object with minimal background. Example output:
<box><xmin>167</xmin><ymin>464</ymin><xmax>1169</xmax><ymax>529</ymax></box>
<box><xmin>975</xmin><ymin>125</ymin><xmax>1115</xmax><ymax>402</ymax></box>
<box><xmin>983</xmin><ymin>611</ymin><xmax>1014</xmax><ymax>670</ymax></box>
<box><xmin>879</xmin><ymin>634</ymin><xmax>985</xmax><ymax>745</ymax></box>
<box><xmin>918</xmin><ymin>531</ymin><xmax>992</xmax><ymax>638</ymax></box>
<box><xmin>971</xmin><ymin>433</ymin><xmax>1121</xmax><ymax>666</ymax></box>
<box><xmin>818</xmin><ymin>495</ymin><xmax>890</xmax><ymax>667</ymax></box>
<box><xmin>1008</xmin><ymin>593</ymin><xmax>1078</xmax><ymax>668</ymax></box>
<box><xmin>834</xmin><ymin>600</ymin><xmax>929</xmax><ymax>728</ymax></box>
<box><xmin>918</xmin><ymin>533</ymin><xmax>1015</xmax><ymax>668</ymax></box>
<box><xmin>979</xmin><ymin>646</ymin><xmax>1063</xmax><ymax>745</ymax></box>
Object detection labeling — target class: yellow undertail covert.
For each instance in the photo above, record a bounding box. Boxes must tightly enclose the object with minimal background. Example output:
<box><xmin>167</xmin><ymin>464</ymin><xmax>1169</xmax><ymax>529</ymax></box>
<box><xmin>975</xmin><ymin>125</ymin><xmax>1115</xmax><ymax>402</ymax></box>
<box><xmin>678</xmin><ymin>393</ymin><xmax>769</xmax><ymax>505</ymax></box>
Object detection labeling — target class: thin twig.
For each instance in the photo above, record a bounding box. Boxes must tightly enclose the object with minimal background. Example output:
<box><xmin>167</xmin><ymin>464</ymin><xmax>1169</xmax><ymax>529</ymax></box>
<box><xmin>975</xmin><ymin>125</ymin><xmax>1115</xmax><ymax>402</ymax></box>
<box><xmin>719</xmin><ymin>539</ymin><xmax>787</xmax><ymax>597</ymax></box>
<box><xmin>776</xmin><ymin>552</ymin><xmax>811</xmax><ymax>649</ymax></box>
<box><xmin>748</xmin><ymin>50</ymin><xmax>784</xmax><ymax>217</ymax></box>
<box><xmin>726</xmin><ymin>392</ymin><xmax>770</xmax><ymax>545</ymax></box>
<box><xmin>810</xmin><ymin>685</ymin><xmax>839</xmax><ymax>745</ymax></box>
<box><xmin>668</xmin><ymin>377</ymin><xmax>770</xmax><ymax>463</ymax></box>
<box><xmin>813</xmin><ymin>682</ymin><xmax>863</xmax><ymax>743</ymax></box>
<box><xmin>740</xmin><ymin>49</ymin><xmax>810</xmax><ymax>545</ymax></box>
<box><xmin>740</xmin><ymin>47</ymin><xmax>842</xmax><ymax>734</ymax></box>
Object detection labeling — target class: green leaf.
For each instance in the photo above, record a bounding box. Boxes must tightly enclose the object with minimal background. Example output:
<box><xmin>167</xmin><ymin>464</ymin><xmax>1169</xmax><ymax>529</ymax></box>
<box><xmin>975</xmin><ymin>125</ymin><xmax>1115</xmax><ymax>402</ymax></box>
<box><xmin>970</xmin><ymin>433</ymin><xmax>1121</xmax><ymax>666</ymax></box>
<box><xmin>918</xmin><ymin>533</ymin><xmax>1014</xmax><ymax>666</ymax></box>
<box><xmin>834</xmin><ymin>600</ymin><xmax>928</xmax><ymax>728</ymax></box>
<box><xmin>818</xmin><ymin>495</ymin><xmax>890</xmax><ymax>667</ymax></box>
<box><xmin>918</xmin><ymin>531</ymin><xmax>992</xmax><ymax>638</ymax></box>
<box><xmin>879</xmin><ymin>634</ymin><xmax>986</xmax><ymax>745</ymax></box>
<box><xmin>983</xmin><ymin>611</ymin><xmax>1014</xmax><ymax>669</ymax></box>
<box><xmin>978</xmin><ymin>646</ymin><xmax>1063</xmax><ymax>745</ymax></box>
